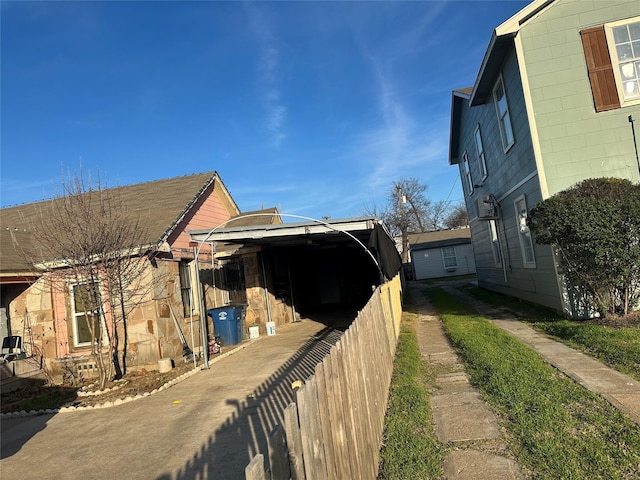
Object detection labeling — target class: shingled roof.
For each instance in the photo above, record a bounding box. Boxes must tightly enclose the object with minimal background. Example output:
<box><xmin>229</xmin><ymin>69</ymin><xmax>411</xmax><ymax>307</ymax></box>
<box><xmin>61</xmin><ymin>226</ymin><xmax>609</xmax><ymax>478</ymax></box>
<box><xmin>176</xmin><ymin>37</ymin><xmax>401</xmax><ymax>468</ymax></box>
<box><xmin>0</xmin><ymin>172</ymin><xmax>236</xmax><ymax>273</ymax></box>
<box><xmin>225</xmin><ymin>207</ymin><xmax>282</xmax><ymax>228</ymax></box>
<box><xmin>409</xmin><ymin>228</ymin><xmax>471</xmax><ymax>250</ymax></box>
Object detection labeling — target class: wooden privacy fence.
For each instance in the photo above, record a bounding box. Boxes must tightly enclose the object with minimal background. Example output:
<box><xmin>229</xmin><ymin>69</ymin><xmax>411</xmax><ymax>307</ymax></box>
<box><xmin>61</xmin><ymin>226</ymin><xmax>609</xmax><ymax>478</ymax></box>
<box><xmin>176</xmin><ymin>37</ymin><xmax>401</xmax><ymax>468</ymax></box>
<box><xmin>246</xmin><ymin>274</ymin><xmax>403</xmax><ymax>480</ymax></box>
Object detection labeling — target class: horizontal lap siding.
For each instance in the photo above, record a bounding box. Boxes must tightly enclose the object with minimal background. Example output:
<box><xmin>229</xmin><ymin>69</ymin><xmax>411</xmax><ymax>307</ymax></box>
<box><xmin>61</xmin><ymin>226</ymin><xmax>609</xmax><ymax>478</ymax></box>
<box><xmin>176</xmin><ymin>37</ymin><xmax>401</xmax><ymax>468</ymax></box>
<box><xmin>169</xmin><ymin>183</ymin><xmax>235</xmax><ymax>252</ymax></box>
<box><xmin>520</xmin><ymin>0</ymin><xmax>640</xmax><ymax>195</ymax></box>
<box><xmin>413</xmin><ymin>244</ymin><xmax>476</xmax><ymax>280</ymax></box>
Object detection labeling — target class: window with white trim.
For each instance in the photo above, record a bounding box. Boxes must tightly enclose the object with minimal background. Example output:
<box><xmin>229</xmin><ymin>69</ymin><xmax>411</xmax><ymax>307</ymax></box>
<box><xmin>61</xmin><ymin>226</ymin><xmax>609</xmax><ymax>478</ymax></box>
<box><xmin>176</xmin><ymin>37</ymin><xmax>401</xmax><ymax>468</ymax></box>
<box><xmin>179</xmin><ymin>260</ymin><xmax>201</xmax><ymax>317</ymax></box>
<box><xmin>514</xmin><ymin>196</ymin><xmax>536</xmax><ymax>268</ymax></box>
<box><xmin>71</xmin><ymin>282</ymin><xmax>102</xmax><ymax>347</ymax></box>
<box><xmin>474</xmin><ymin>126</ymin><xmax>488</xmax><ymax>180</ymax></box>
<box><xmin>488</xmin><ymin>219</ymin><xmax>502</xmax><ymax>268</ymax></box>
<box><xmin>492</xmin><ymin>77</ymin><xmax>514</xmax><ymax>151</ymax></box>
<box><xmin>462</xmin><ymin>151</ymin><xmax>473</xmax><ymax>194</ymax></box>
<box><xmin>442</xmin><ymin>246</ymin><xmax>457</xmax><ymax>270</ymax></box>
<box><xmin>607</xmin><ymin>17</ymin><xmax>640</xmax><ymax>106</ymax></box>
<box><xmin>581</xmin><ymin>17</ymin><xmax>640</xmax><ymax>111</ymax></box>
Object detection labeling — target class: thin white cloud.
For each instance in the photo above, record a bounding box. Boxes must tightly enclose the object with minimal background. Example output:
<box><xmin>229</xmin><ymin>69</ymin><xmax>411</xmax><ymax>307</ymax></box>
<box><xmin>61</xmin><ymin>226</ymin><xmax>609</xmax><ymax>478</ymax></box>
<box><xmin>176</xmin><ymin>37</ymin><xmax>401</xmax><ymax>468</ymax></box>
<box><xmin>344</xmin><ymin>4</ymin><xmax>452</xmax><ymax>193</ymax></box>
<box><xmin>245</xmin><ymin>4</ymin><xmax>287</xmax><ymax>147</ymax></box>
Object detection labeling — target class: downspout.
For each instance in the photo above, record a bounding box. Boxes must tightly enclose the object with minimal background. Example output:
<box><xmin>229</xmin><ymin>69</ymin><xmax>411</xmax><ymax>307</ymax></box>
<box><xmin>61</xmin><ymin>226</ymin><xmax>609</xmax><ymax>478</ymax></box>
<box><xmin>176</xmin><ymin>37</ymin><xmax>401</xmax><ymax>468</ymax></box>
<box><xmin>499</xmin><ymin>219</ymin><xmax>508</xmax><ymax>284</ymax></box>
<box><xmin>260</xmin><ymin>252</ymin><xmax>272</xmax><ymax>324</ymax></box>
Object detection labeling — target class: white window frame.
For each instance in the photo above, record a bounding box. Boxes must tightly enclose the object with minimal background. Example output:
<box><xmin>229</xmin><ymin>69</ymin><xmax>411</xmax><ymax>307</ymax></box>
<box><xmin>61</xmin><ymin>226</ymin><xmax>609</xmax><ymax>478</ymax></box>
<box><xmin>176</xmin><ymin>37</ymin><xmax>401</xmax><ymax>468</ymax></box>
<box><xmin>461</xmin><ymin>151</ymin><xmax>474</xmax><ymax>194</ymax></box>
<box><xmin>605</xmin><ymin>16</ymin><xmax>640</xmax><ymax>107</ymax></box>
<box><xmin>70</xmin><ymin>281</ymin><xmax>105</xmax><ymax>347</ymax></box>
<box><xmin>474</xmin><ymin>126</ymin><xmax>488</xmax><ymax>180</ymax></box>
<box><xmin>488</xmin><ymin>219</ymin><xmax>502</xmax><ymax>268</ymax></box>
<box><xmin>514</xmin><ymin>195</ymin><xmax>536</xmax><ymax>268</ymax></box>
<box><xmin>179</xmin><ymin>260</ymin><xmax>200</xmax><ymax>316</ymax></box>
<box><xmin>492</xmin><ymin>76</ymin><xmax>514</xmax><ymax>151</ymax></box>
<box><xmin>441</xmin><ymin>246</ymin><xmax>458</xmax><ymax>270</ymax></box>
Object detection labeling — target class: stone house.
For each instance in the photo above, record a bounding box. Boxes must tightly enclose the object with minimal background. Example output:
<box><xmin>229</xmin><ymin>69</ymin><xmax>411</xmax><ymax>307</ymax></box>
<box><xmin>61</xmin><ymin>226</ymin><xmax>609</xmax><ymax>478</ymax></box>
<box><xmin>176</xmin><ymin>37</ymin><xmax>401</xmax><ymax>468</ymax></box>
<box><xmin>449</xmin><ymin>0</ymin><xmax>640</xmax><ymax>318</ymax></box>
<box><xmin>0</xmin><ymin>172</ymin><xmax>249</xmax><ymax>380</ymax></box>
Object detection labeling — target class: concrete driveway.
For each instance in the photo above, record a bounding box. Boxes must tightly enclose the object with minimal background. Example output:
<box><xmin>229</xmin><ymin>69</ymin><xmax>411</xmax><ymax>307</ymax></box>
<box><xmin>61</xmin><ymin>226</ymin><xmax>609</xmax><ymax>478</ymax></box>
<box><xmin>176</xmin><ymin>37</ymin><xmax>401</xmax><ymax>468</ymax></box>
<box><xmin>1</xmin><ymin>319</ymin><xmax>341</xmax><ymax>480</ymax></box>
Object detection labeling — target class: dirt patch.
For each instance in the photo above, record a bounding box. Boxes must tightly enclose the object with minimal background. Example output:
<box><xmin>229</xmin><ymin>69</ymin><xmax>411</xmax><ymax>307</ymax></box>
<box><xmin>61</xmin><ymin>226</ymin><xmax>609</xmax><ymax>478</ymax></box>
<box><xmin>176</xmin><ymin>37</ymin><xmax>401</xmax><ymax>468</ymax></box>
<box><xmin>1</xmin><ymin>360</ymin><xmax>199</xmax><ymax>413</ymax></box>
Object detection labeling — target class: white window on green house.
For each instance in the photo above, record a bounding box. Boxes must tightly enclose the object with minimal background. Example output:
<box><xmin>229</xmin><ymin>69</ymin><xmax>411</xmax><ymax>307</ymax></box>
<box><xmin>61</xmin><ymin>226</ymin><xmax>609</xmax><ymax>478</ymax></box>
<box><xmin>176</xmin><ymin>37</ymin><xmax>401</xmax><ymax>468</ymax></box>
<box><xmin>607</xmin><ymin>17</ymin><xmax>640</xmax><ymax>105</ymax></box>
<box><xmin>71</xmin><ymin>282</ymin><xmax>102</xmax><ymax>347</ymax></box>
<box><xmin>493</xmin><ymin>76</ymin><xmax>514</xmax><ymax>151</ymax></box>
<box><xmin>442</xmin><ymin>246</ymin><xmax>457</xmax><ymax>270</ymax></box>
<box><xmin>488</xmin><ymin>219</ymin><xmax>502</xmax><ymax>268</ymax></box>
<box><xmin>462</xmin><ymin>151</ymin><xmax>474</xmax><ymax>194</ymax></box>
<box><xmin>474</xmin><ymin>126</ymin><xmax>489</xmax><ymax>179</ymax></box>
<box><xmin>514</xmin><ymin>196</ymin><xmax>536</xmax><ymax>268</ymax></box>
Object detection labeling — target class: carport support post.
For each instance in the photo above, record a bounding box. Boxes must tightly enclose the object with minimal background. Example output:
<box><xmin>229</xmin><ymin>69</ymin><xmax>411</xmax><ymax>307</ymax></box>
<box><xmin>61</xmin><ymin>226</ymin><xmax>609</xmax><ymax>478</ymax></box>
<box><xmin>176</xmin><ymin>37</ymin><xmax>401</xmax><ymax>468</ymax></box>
<box><xmin>287</xmin><ymin>258</ymin><xmax>298</xmax><ymax>322</ymax></box>
<box><xmin>260</xmin><ymin>252</ymin><xmax>273</xmax><ymax>324</ymax></box>
<box><xmin>194</xmin><ymin>245</ymin><xmax>209</xmax><ymax>369</ymax></box>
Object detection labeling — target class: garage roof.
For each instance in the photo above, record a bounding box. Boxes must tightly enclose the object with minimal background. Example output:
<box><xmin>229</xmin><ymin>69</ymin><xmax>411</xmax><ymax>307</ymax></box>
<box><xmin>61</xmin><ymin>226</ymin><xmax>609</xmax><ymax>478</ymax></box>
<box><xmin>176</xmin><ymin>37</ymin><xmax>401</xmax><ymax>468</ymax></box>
<box><xmin>188</xmin><ymin>217</ymin><xmax>402</xmax><ymax>280</ymax></box>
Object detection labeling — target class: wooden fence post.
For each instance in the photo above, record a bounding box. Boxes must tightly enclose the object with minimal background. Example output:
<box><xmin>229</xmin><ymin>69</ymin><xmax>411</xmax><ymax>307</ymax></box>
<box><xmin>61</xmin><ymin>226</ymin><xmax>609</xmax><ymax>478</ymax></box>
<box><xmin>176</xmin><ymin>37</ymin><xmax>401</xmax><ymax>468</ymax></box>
<box><xmin>297</xmin><ymin>379</ymin><xmax>328</xmax><ymax>480</ymax></box>
<box><xmin>269</xmin><ymin>425</ymin><xmax>290</xmax><ymax>480</ymax></box>
<box><xmin>244</xmin><ymin>276</ymin><xmax>403</xmax><ymax>480</ymax></box>
<box><xmin>245</xmin><ymin>454</ymin><xmax>266</xmax><ymax>480</ymax></box>
<box><xmin>284</xmin><ymin>403</ymin><xmax>305</xmax><ymax>480</ymax></box>
<box><xmin>314</xmin><ymin>361</ymin><xmax>338</xmax><ymax>480</ymax></box>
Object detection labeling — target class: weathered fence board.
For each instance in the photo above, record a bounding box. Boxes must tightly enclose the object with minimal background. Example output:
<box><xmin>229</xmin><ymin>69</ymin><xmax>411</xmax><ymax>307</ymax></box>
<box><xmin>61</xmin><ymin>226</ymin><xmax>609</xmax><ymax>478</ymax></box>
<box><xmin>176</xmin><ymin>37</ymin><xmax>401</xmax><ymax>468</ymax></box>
<box><xmin>297</xmin><ymin>377</ymin><xmax>328</xmax><ymax>480</ymax></box>
<box><xmin>283</xmin><ymin>403</ymin><xmax>305</xmax><ymax>480</ymax></box>
<box><xmin>245</xmin><ymin>454</ymin><xmax>266</xmax><ymax>480</ymax></box>
<box><xmin>245</xmin><ymin>274</ymin><xmax>402</xmax><ymax>480</ymax></box>
<box><xmin>269</xmin><ymin>425</ymin><xmax>290</xmax><ymax>480</ymax></box>
<box><xmin>314</xmin><ymin>361</ymin><xmax>337</xmax><ymax>480</ymax></box>
<box><xmin>327</xmin><ymin>346</ymin><xmax>352</xmax><ymax>479</ymax></box>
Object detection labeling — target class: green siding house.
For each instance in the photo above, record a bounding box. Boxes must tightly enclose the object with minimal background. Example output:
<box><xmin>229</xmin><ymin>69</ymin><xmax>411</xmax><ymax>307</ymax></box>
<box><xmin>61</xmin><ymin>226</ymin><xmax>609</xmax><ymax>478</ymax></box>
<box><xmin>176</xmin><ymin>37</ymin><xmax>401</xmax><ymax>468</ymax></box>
<box><xmin>449</xmin><ymin>0</ymin><xmax>640</xmax><ymax>318</ymax></box>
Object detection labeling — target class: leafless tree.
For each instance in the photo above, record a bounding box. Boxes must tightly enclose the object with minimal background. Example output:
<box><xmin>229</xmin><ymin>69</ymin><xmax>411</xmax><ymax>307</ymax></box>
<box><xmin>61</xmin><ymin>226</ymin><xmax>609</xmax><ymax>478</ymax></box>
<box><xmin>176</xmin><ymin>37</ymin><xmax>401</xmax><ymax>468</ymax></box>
<box><xmin>443</xmin><ymin>202</ymin><xmax>469</xmax><ymax>229</ymax></box>
<box><xmin>378</xmin><ymin>178</ymin><xmax>431</xmax><ymax>263</ymax></box>
<box><xmin>427</xmin><ymin>199</ymin><xmax>453</xmax><ymax>231</ymax></box>
<box><xmin>27</xmin><ymin>170</ymin><xmax>159</xmax><ymax>388</ymax></box>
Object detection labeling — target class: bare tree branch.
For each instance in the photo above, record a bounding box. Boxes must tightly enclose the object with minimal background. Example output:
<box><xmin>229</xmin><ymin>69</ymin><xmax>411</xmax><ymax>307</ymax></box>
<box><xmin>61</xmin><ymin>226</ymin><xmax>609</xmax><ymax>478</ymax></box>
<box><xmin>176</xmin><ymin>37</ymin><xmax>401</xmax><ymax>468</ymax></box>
<box><xmin>26</xmin><ymin>169</ymin><xmax>160</xmax><ymax>388</ymax></box>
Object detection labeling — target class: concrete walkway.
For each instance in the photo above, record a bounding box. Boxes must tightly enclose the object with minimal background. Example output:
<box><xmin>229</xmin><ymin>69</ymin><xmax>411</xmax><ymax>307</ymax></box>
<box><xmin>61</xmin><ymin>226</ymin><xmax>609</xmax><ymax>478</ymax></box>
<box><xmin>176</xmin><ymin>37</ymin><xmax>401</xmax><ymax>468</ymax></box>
<box><xmin>409</xmin><ymin>284</ymin><xmax>526</xmax><ymax>480</ymax></box>
<box><xmin>441</xmin><ymin>286</ymin><xmax>640</xmax><ymax>425</ymax></box>
<box><xmin>0</xmin><ymin>319</ymin><xmax>341</xmax><ymax>480</ymax></box>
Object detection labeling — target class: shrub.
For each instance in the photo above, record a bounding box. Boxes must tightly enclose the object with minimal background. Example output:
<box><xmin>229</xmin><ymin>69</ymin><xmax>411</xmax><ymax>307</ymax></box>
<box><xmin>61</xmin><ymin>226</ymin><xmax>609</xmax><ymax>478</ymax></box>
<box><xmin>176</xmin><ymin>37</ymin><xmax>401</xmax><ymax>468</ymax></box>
<box><xmin>528</xmin><ymin>178</ymin><xmax>640</xmax><ymax>317</ymax></box>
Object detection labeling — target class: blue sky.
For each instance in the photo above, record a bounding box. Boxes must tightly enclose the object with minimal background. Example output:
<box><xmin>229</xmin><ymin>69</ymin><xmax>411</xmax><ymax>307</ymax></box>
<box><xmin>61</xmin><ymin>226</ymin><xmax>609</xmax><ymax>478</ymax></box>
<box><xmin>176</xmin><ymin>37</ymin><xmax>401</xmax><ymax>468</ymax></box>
<box><xmin>1</xmin><ymin>0</ymin><xmax>528</xmax><ymax>221</ymax></box>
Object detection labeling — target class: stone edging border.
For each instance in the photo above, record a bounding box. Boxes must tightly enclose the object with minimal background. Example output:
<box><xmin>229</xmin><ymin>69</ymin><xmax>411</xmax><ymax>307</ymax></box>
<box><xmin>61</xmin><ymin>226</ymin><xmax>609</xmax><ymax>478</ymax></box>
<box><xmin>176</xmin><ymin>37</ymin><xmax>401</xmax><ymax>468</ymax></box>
<box><xmin>1</xmin><ymin>337</ymin><xmax>260</xmax><ymax>418</ymax></box>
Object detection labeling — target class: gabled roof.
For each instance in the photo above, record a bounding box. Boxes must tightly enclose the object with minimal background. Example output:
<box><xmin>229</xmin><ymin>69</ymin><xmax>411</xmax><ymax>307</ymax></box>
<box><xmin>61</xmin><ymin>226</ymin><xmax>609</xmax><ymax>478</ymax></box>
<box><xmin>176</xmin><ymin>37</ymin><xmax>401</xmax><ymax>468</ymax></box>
<box><xmin>449</xmin><ymin>88</ymin><xmax>473</xmax><ymax>164</ymax></box>
<box><xmin>225</xmin><ymin>207</ymin><xmax>282</xmax><ymax>228</ymax></box>
<box><xmin>469</xmin><ymin>0</ymin><xmax>557</xmax><ymax>106</ymax></box>
<box><xmin>0</xmin><ymin>172</ymin><xmax>238</xmax><ymax>274</ymax></box>
<box><xmin>449</xmin><ymin>0</ymin><xmax>558</xmax><ymax>164</ymax></box>
<box><xmin>409</xmin><ymin>228</ymin><xmax>471</xmax><ymax>251</ymax></box>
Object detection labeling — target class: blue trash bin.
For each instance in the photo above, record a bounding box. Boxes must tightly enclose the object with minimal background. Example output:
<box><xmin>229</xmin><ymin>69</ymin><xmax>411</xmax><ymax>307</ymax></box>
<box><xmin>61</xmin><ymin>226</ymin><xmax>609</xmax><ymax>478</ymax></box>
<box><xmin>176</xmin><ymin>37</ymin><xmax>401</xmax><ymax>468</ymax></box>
<box><xmin>207</xmin><ymin>306</ymin><xmax>245</xmax><ymax>346</ymax></box>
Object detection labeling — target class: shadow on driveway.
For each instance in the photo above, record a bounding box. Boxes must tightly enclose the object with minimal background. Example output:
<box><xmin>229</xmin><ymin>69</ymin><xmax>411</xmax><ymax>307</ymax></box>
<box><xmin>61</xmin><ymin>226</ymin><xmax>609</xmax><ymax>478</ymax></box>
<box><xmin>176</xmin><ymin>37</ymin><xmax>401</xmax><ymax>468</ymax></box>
<box><xmin>156</xmin><ymin>326</ymin><xmax>342</xmax><ymax>480</ymax></box>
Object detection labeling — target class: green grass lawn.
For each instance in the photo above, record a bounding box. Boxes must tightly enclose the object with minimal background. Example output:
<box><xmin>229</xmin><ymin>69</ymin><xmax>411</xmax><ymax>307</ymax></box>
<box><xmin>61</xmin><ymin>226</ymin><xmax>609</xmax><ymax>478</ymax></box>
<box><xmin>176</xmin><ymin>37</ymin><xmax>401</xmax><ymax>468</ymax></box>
<box><xmin>426</xmin><ymin>287</ymin><xmax>640</xmax><ymax>480</ymax></box>
<box><xmin>460</xmin><ymin>285</ymin><xmax>640</xmax><ymax>381</ymax></box>
<box><xmin>378</xmin><ymin>312</ymin><xmax>443</xmax><ymax>479</ymax></box>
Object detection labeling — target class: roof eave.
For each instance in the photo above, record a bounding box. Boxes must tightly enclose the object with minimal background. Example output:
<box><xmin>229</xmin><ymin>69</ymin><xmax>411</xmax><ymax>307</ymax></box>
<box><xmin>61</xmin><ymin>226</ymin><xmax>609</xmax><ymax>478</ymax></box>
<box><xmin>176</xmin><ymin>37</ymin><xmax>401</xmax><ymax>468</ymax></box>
<box><xmin>469</xmin><ymin>0</ymin><xmax>556</xmax><ymax>107</ymax></box>
<box><xmin>159</xmin><ymin>172</ymin><xmax>220</xmax><ymax>242</ymax></box>
<box><xmin>469</xmin><ymin>32</ymin><xmax>515</xmax><ymax>106</ymax></box>
<box><xmin>189</xmin><ymin>217</ymin><xmax>379</xmax><ymax>243</ymax></box>
<box><xmin>449</xmin><ymin>90</ymin><xmax>472</xmax><ymax>165</ymax></box>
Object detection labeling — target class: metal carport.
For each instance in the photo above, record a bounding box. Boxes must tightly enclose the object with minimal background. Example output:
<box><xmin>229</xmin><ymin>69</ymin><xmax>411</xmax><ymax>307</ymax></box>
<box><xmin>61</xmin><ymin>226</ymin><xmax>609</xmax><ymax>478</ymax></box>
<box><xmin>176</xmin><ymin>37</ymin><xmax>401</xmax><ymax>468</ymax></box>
<box><xmin>188</xmin><ymin>217</ymin><xmax>401</xmax><ymax>329</ymax></box>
